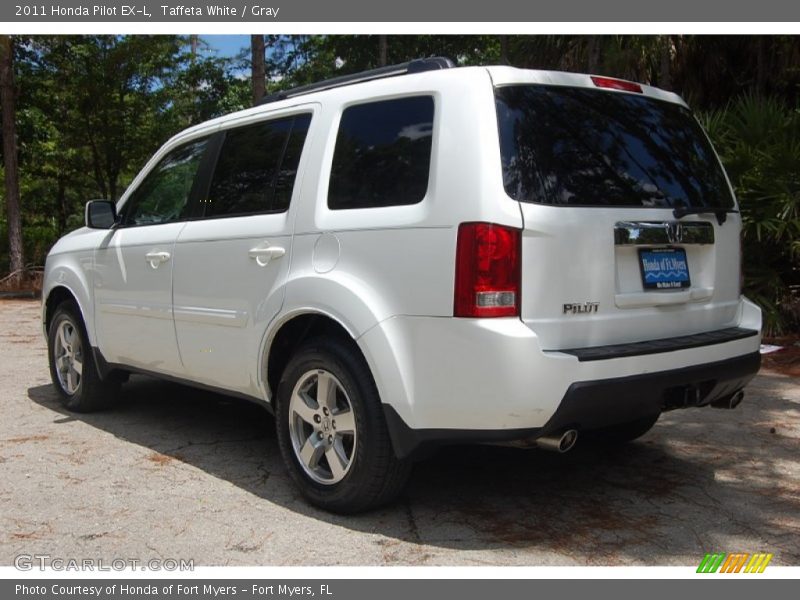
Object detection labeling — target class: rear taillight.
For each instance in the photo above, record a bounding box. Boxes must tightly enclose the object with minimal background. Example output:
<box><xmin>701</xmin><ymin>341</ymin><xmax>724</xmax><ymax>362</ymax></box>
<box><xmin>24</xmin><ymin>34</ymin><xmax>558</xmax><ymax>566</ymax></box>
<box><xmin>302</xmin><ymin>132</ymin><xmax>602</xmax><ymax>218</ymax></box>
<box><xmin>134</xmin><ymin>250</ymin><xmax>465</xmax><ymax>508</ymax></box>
<box><xmin>590</xmin><ymin>76</ymin><xmax>643</xmax><ymax>94</ymax></box>
<box><xmin>454</xmin><ymin>222</ymin><xmax>521</xmax><ymax>318</ymax></box>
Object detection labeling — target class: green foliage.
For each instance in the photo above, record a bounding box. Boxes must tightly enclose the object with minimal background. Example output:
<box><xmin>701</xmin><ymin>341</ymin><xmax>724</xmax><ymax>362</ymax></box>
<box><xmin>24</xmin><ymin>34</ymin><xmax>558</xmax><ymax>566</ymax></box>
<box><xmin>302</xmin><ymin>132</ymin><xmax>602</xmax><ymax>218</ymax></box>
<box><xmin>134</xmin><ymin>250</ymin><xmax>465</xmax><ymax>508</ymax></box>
<box><xmin>2</xmin><ymin>34</ymin><xmax>800</xmax><ymax>333</ymax></box>
<box><xmin>4</xmin><ymin>35</ymin><xmax>241</xmax><ymax>268</ymax></box>
<box><xmin>701</xmin><ymin>95</ymin><xmax>800</xmax><ymax>334</ymax></box>
<box><xmin>267</xmin><ymin>35</ymin><xmax>502</xmax><ymax>89</ymax></box>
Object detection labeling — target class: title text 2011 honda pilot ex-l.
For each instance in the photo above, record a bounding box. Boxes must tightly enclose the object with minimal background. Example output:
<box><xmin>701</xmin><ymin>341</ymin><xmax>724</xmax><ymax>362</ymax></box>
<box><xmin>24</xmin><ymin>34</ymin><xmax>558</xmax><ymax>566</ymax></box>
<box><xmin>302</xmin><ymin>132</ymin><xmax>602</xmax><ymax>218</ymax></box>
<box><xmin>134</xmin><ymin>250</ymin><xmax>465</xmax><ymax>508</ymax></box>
<box><xmin>43</xmin><ymin>58</ymin><xmax>761</xmax><ymax>513</ymax></box>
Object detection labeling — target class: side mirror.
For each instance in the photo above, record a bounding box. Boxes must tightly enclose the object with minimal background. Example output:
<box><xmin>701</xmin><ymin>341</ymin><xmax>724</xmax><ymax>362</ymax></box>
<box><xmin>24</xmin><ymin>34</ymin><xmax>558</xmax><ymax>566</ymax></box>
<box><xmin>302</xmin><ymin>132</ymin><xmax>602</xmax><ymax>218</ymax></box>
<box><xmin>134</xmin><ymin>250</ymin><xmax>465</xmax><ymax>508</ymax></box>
<box><xmin>85</xmin><ymin>200</ymin><xmax>117</xmax><ymax>229</ymax></box>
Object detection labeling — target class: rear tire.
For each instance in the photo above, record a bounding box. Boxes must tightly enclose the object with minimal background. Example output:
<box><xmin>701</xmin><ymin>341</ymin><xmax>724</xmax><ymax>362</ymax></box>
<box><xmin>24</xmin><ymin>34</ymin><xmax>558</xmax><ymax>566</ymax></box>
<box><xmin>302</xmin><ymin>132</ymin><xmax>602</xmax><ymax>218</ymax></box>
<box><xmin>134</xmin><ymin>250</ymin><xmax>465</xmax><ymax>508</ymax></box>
<box><xmin>275</xmin><ymin>337</ymin><xmax>411</xmax><ymax>513</ymax></box>
<box><xmin>47</xmin><ymin>300</ymin><xmax>120</xmax><ymax>412</ymax></box>
<box><xmin>589</xmin><ymin>413</ymin><xmax>660</xmax><ymax>445</ymax></box>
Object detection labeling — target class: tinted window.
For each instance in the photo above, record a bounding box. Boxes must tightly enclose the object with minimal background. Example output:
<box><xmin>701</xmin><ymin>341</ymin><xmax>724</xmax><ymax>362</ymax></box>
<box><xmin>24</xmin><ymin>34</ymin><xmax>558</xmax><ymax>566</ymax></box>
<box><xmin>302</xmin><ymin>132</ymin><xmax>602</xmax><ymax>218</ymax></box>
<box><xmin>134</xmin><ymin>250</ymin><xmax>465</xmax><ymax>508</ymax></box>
<box><xmin>495</xmin><ymin>86</ymin><xmax>734</xmax><ymax>209</ymax></box>
<box><xmin>123</xmin><ymin>138</ymin><xmax>208</xmax><ymax>226</ymax></box>
<box><xmin>205</xmin><ymin>113</ymin><xmax>311</xmax><ymax>218</ymax></box>
<box><xmin>273</xmin><ymin>114</ymin><xmax>312</xmax><ymax>211</ymax></box>
<box><xmin>328</xmin><ymin>96</ymin><xmax>434</xmax><ymax>210</ymax></box>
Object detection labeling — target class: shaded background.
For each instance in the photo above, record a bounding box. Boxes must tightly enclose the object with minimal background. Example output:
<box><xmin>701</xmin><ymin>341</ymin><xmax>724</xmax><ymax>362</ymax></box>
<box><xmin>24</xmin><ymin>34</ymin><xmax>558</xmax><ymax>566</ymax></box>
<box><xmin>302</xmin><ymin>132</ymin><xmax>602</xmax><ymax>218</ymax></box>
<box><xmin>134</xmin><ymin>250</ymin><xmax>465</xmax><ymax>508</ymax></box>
<box><xmin>0</xmin><ymin>35</ymin><xmax>798</xmax><ymax>332</ymax></box>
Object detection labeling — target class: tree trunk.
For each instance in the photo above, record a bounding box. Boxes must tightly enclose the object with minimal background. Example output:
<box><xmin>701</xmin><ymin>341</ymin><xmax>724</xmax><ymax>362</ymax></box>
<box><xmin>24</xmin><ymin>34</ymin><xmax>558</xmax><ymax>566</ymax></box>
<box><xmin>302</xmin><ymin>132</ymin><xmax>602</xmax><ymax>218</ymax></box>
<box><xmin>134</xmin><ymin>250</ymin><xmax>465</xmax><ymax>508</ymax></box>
<box><xmin>586</xmin><ymin>35</ymin><xmax>602</xmax><ymax>73</ymax></box>
<box><xmin>378</xmin><ymin>35</ymin><xmax>388</xmax><ymax>67</ymax></box>
<box><xmin>188</xmin><ymin>34</ymin><xmax>200</xmax><ymax>122</ymax></box>
<box><xmin>251</xmin><ymin>34</ymin><xmax>266</xmax><ymax>105</ymax></box>
<box><xmin>0</xmin><ymin>35</ymin><xmax>24</xmax><ymax>282</ymax></box>
<box><xmin>756</xmin><ymin>36</ymin><xmax>766</xmax><ymax>95</ymax></box>
<box><xmin>108</xmin><ymin>172</ymin><xmax>118</xmax><ymax>202</ymax></box>
<box><xmin>85</xmin><ymin>130</ymin><xmax>108</xmax><ymax>199</ymax></box>
<box><xmin>659</xmin><ymin>36</ymin><xmax>672</xmax><ymax>91</ymax></box>
<box><xmin>56</xmin><ymin>176</ymin><xmax>67</xmax><ymax>235</ymax></box>
<box><xmin>499</xmin><ymin>35</ymin><xmax>510</xmax><ymax>65</ymax></box>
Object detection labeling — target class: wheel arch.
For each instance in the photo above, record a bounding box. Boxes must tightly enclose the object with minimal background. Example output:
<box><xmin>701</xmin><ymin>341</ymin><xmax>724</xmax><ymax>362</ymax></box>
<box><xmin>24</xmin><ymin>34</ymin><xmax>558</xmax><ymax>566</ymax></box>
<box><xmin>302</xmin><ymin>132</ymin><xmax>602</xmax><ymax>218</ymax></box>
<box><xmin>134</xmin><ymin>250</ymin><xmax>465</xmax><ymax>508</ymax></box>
<box><xmin>43</xmin><ymin>282</ymin><xmax>116</xmax><ymax>384</ymax></box>
<box><xmin>262</xmin><ymin>309</ymin><xmax>364</xmax><ymax>405</ymax></box>
<box><xmin>261</xmin><ymin>271</ymin><xmax>394</xmax><ymax>399</ymax></box>
<box><xmin>42</xmin><ymin>252</ymin><xmax>96</xmax><ymax>346</ymax></box>
<box><xmin>43</xmin><ymin>284</ymin><xmax>93</xmax><ymax>344</ymax></box>
<box><xmin>261</xmin><ymin>306</ymin><xmax>417</xmax><ymax>461</ymax></box>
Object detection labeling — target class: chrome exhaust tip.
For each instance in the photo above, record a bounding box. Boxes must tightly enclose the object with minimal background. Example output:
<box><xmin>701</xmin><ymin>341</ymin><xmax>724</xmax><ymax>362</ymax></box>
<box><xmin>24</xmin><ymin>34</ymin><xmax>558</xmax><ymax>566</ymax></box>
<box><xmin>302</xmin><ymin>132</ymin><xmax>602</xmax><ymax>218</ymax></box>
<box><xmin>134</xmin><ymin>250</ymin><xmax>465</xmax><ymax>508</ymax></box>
<box><xmin>535</xmin><ymin>429</ymin><xmax>579</xmax><ymax>453</ymax></box>
<box><xmin>710</xmin><ymin>390</ymin><xmax>744</xmax><ymax>410</ymax></box>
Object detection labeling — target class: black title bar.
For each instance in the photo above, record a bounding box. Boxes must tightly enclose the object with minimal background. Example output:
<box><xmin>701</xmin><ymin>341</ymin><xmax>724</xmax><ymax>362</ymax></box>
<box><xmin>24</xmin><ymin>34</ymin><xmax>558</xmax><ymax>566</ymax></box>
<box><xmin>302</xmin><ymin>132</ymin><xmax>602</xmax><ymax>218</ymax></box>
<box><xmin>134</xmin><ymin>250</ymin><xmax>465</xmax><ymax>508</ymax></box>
<box><xmin>4</xmin><ymin>0</ymin><xmax>800</xmax><ymax>22</ymax></box>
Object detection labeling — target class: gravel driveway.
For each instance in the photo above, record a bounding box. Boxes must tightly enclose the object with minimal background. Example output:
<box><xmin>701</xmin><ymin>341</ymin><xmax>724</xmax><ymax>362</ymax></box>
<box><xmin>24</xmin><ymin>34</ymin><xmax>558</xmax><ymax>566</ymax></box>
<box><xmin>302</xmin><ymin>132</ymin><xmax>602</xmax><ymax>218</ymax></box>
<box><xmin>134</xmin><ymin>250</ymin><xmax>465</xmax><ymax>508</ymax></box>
<box><xmin>1</xmin><ymin>299</ymin><xmax>798</xmax><ymax>566</ymax></box>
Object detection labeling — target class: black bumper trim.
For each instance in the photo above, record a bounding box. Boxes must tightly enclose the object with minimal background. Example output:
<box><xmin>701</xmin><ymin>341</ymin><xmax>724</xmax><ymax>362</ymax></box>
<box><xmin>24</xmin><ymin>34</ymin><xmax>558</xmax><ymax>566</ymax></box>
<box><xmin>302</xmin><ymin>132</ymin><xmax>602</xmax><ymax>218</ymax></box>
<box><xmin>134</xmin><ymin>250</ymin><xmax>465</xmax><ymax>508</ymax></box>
<box><xmin>383</xmin><ymin>351</ymin><xmax>761</xmax><ymax>459</ymax></box>
<box><xmin>551</xmin><ymin>327</ymin><xmax>758</xmax><ymax>362</ymax></box>
<box><xmin>383</xmin><ymin>405</ymin><xmax>542</xmax><ymax>460</ymax></box>
<box><xmin>537</xmin><ymin>351</ymin><xmax>760</xmax><ymax>437</ymax></box>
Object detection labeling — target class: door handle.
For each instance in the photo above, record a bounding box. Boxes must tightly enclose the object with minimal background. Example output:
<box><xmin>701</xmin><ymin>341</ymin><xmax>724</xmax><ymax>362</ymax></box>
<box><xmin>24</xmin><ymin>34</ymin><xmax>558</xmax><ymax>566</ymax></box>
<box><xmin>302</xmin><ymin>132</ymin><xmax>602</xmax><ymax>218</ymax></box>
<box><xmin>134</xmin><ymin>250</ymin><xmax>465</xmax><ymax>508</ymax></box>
<box><xmin>248</xmin><ymin>245</ymin><xmax>286</xmax><ymax>267</ymax></box>
<box><xmin>144</xmin><ymin>251</ymin><xmax>171</xmax><ymax>269</ymax></box>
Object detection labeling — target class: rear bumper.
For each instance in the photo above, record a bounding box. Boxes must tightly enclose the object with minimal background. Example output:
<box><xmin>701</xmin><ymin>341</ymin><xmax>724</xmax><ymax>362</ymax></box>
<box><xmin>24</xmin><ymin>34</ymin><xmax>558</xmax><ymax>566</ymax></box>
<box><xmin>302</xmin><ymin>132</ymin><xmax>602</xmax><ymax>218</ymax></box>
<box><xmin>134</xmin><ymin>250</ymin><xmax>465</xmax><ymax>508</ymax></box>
<box><xmin>384</xmin><ymin>351</ymin><xmax>761</xmax><ymax>459</ymax></box>
<box><xmin>536</xmin><ymin>350</ymin><xmax>760</xmax><ymax>435</ymax></box>
<box><xmin>360</xmin><ymin>297</ymin><xmax>762</xmax><ymax>459</ymax></box>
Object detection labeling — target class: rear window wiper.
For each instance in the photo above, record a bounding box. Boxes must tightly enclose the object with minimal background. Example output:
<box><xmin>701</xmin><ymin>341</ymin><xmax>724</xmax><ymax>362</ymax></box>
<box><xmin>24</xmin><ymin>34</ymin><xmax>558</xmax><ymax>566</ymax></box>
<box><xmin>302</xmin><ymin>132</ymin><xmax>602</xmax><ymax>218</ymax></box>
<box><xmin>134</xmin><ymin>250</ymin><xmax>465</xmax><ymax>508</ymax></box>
<box><xmin>672</xmin><ymin>206</ymin><xmax>738</xmax><ymax>225</ymax></box>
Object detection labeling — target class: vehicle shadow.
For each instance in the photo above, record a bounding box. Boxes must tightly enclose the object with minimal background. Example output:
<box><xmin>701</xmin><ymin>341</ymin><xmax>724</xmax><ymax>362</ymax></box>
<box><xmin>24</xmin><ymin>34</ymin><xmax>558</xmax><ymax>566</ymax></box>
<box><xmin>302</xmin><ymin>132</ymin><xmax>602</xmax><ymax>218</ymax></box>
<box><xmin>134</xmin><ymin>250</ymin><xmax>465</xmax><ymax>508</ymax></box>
<box><xmin>27</xmin><ymin>372</ymin><xmax>800</xmax><ymax>565</ymax></box>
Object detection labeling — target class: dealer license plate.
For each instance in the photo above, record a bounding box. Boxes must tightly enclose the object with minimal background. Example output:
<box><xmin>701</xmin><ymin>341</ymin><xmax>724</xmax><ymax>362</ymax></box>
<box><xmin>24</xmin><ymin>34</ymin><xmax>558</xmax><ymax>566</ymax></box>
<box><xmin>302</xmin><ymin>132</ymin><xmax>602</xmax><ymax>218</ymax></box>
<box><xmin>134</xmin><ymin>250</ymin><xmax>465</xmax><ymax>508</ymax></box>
<box><xmin>638</xmin><ymin>247</ymin><xmax>691</xmax><ymax>290</ymax></box>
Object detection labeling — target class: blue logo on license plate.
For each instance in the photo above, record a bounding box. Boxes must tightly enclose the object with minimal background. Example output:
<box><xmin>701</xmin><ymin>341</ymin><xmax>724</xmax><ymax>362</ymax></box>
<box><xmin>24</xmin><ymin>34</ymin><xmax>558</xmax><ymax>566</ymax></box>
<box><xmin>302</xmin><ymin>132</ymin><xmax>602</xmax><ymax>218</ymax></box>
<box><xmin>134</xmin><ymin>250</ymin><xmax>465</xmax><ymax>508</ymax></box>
<box><xmin>639</xmin><ymin>248</ymin><xmax>690</xmax><ymax>290</ymax></box>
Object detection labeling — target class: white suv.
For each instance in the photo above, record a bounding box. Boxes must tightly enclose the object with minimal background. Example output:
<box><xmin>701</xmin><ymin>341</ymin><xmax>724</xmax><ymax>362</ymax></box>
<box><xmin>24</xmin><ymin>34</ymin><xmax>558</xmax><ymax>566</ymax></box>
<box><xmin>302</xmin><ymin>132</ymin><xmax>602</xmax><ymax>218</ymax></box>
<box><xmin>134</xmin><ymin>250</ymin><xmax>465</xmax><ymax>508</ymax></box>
<box><xmin>43</xmin><ymin>58</ymin><xmax>762</xmax><ymax>512</ymax></box>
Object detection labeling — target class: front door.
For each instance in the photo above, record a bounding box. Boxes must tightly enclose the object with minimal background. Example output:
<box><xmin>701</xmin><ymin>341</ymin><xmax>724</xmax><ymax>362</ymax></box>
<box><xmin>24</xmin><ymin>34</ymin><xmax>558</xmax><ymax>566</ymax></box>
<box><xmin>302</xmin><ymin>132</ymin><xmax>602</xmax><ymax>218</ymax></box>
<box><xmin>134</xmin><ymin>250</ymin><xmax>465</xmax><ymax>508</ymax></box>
<box><xmin>93</xmin><ymin>136</ymin><xmax>210</xmax><ymax>376</ymax></box>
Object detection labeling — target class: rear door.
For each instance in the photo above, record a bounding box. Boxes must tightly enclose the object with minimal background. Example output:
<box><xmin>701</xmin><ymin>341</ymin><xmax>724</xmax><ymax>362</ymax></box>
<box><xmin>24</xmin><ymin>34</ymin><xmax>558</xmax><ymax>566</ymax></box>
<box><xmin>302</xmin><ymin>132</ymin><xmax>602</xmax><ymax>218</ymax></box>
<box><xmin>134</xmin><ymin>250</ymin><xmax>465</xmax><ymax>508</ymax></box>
<box><xmin>171</xmin><ymin>110</ymin><xmax>313</xmax><ymax>397</ymax></box>
<box><xmin>494</xmin><ymin>82</ymin><xmax>741</xmax><ymax>350</ymax></box>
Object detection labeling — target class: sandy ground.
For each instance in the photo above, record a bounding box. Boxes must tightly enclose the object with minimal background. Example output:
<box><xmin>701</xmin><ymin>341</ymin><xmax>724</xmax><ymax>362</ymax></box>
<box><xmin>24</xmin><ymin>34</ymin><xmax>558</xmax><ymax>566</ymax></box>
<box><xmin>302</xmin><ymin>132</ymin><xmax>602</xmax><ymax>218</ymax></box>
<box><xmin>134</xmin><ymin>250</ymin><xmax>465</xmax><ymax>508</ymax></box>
<box><xmin>1</xmin><ymin>299</ymin><xmax>798</xmax><ymax>566</ymax></box>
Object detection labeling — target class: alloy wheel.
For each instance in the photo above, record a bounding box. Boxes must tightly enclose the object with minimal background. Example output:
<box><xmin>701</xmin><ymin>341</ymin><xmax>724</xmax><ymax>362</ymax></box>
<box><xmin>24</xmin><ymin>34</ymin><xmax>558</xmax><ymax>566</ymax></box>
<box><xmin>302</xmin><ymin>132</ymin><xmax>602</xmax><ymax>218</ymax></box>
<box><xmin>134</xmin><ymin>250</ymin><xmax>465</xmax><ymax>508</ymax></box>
<box><xmin>54</xmin><ymin>318</ymin><xmax>83</xmax><ymax>395</ymax></box>
<box><xmin>288</xmin><ymin>369</ymin><xmax>357</xmax><ymax>485</ymax></box>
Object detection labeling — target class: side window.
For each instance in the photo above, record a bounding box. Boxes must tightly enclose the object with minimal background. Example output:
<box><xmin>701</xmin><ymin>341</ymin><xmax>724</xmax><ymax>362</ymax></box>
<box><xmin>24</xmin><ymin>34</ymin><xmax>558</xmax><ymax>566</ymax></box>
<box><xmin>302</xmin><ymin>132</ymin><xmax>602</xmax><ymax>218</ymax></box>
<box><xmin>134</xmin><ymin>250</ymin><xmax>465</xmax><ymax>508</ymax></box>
<box><xmin>328</xmin><ymin>96</ymin><xmax>434</xmax><ymax>210</ymax></box>
<box><xmin>273</xmin><ymin>114</ymin><xmax>312</xmax><ymax>211</ymax></box>
<box><xmin>122</xmin><ymin>137</ymin><xmax>208</xmax><ymax>227</ymax></box>
<box><xmin>204</xmin><ymin>113</ymin><xmax>311</xmax><ymax>218</ymax></box>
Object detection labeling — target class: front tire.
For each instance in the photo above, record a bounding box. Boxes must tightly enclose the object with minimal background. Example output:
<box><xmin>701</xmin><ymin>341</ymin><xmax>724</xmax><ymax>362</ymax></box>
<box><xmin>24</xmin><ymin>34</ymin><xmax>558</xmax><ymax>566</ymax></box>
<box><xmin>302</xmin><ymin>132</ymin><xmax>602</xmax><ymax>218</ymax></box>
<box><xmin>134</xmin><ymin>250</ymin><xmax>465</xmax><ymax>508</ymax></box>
<box><xmin>47</xmin><ymin>300</ymin><xmax>120</xmax><ymax>412</ymax></box>
<box><xmin>275</xmin><ymin>337</ymin><xmax>411</xmax><ymax>513</ymax></box>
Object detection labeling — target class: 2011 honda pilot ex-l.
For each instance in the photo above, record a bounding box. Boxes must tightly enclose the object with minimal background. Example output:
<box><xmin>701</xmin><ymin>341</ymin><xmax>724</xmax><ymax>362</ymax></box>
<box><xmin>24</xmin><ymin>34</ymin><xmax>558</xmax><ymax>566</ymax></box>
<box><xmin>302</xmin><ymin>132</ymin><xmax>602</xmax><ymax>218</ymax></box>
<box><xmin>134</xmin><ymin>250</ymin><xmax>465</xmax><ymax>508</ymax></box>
<box><xmin>43</xmin><ymin>58</ymin><xmax>762</xmax><ymax>513</ymax></box>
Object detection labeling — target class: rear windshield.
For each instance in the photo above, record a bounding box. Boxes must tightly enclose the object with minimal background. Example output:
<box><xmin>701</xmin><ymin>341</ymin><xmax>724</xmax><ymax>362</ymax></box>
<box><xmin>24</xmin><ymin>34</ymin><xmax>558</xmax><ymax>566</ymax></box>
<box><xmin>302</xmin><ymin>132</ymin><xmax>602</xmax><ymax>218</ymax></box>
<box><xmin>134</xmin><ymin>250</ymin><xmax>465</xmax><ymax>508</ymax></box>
<box><xmin>495</xmin><ymin>85</ymin><xmax>734</xmax><ymax>209</ymax></box>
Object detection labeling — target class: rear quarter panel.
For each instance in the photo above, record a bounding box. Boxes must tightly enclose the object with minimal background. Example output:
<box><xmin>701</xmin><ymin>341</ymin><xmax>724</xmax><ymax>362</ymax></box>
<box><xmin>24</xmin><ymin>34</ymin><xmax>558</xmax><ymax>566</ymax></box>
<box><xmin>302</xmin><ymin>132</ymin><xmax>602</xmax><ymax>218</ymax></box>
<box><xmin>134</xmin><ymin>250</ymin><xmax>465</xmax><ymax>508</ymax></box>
<box><xmin>285</xmin><ymin>67</ymin><xmax>522</xmax><ymax>332</ymax></box>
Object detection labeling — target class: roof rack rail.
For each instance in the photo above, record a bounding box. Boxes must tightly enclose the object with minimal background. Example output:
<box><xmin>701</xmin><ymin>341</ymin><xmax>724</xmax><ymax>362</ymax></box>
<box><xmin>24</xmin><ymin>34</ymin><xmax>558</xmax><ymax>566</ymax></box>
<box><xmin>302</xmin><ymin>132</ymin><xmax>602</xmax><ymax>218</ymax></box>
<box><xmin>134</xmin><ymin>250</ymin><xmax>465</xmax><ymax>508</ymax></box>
<box><xmin>258</xmin><ymin>57</ymin><xmax>455</xmax><ymax>106</ymax></box>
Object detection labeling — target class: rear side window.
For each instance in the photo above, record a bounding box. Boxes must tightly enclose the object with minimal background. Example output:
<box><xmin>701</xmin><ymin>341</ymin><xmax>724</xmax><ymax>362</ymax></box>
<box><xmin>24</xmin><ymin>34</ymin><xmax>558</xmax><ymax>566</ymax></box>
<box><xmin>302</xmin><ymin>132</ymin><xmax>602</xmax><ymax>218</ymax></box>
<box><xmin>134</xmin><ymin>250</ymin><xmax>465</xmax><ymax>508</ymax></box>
<box><xmin>495</xmin><ymin>85</ymin><xmax>734</xmax><ymax>210</ymax></box>
<box><xmin>328</xmin><ymin>96</ymin><xmax>434</xmax><ymax>210</ymax></box>
<box><xmin>204</xmin><ymin>113</ymin><xmax>311</xmax><ymax>218</ymax></box>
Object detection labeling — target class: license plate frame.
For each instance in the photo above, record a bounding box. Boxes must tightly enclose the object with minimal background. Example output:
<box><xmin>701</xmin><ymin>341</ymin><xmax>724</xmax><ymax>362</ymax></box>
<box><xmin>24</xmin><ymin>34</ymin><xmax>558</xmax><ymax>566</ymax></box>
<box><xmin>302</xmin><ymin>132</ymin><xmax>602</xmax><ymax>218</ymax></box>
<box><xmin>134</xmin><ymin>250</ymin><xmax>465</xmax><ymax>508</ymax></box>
<box><xmin>638</xmin><ymin>247</ymin><xmax>691</xmax><ymax>290</ymax></box>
